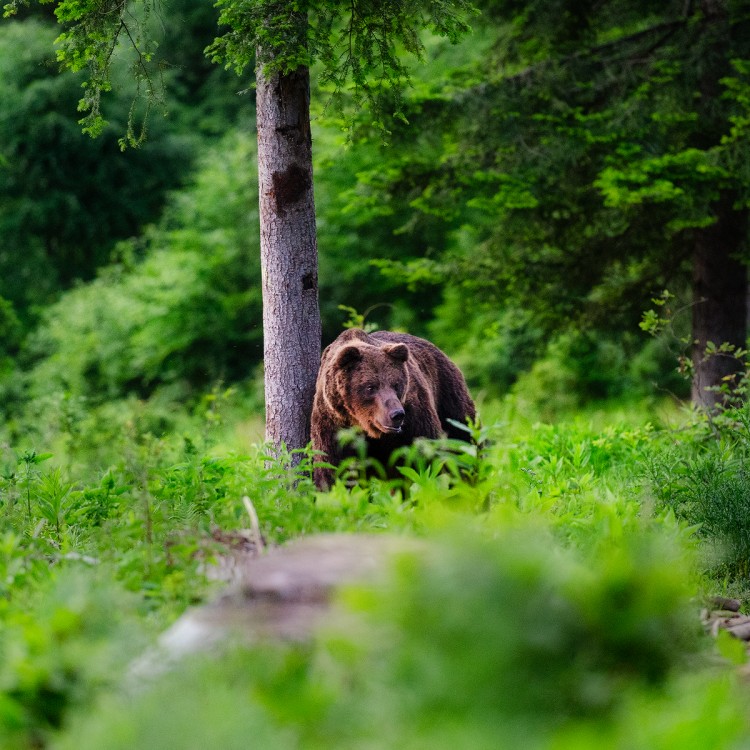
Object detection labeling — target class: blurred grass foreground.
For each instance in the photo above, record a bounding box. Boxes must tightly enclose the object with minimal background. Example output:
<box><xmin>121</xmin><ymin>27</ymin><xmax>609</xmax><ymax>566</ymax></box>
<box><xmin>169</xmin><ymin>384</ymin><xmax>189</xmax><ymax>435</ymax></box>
<box><xmin>2</xmin><ymin>395</ymin><xmax>750</xmax><ymax>748</ymax></box>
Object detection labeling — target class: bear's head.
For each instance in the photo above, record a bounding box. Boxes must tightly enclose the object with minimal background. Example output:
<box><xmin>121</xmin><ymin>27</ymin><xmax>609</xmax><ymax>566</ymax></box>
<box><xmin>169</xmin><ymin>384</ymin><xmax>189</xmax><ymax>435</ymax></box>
<box><xmin>326</xmin><ymin>330</ymin><xmax>410</xmax><ymax>439</ymax></box>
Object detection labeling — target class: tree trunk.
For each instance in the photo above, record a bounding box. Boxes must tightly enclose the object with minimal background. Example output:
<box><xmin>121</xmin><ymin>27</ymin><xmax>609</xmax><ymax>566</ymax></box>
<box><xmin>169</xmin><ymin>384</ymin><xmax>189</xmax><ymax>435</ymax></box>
<box><xmin>690</xmin><ymin>2</ymin><xmax>749</xmax><ymax>410</ymax></box>
<box><xmin>691</xmin><ymin>195</ymin><xmax>748</xmax><ymax>409</ymax></box>
<box><xmin>256</xmin><ymin>58</ymin><xmax>321</xmax><ymax>452</ymax></box>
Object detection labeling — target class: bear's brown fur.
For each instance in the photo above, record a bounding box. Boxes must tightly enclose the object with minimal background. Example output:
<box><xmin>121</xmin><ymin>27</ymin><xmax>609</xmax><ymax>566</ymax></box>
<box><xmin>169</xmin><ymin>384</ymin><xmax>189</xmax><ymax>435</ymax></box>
<box><xmin>311</xmin><ymin>329</ymin><xmax>476</xmax><ymax>490</ymax></box>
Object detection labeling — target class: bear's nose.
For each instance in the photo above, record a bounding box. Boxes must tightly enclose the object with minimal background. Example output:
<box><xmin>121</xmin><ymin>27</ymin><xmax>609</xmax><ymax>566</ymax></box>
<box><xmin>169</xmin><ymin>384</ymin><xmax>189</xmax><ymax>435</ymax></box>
<box><xmin>390</xmin><ymin>408</ymin><xmax>405</xmax><ymax>427</ymax></box>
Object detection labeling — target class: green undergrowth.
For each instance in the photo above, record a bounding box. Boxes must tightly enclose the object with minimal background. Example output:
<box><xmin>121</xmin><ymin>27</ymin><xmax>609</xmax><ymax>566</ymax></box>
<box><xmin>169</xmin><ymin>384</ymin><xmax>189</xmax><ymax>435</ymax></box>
<box><xmin>48</xmin><ymin>529</ymin><xmax>749</xmax><ymax>750</ymax></box>
<box><xmin>1</xmin><ymin>394</ymin><xmax>750</xmax><ymax>747</ymax></box>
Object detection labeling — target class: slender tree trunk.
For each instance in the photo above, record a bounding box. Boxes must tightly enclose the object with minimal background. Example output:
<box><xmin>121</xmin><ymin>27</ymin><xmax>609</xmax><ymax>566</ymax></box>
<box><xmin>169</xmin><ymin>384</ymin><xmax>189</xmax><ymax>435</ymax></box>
<box><xmin>691</xmin><ymin>195</ymin><xmax>748</xmax><ymax>409</ymax></box>
<box><xmin>256</xmin><ymin>56</ymin><xmax>321</xmax><ymax>451</ymax></box>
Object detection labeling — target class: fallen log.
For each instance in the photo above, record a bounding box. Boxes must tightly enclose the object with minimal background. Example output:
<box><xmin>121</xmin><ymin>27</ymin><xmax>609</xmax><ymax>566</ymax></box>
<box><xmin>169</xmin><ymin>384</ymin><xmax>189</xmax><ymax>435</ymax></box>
<box><xmin>129</xmin><ymin>533</ymin><xmax>420</xmax><ymax>683</ymax></box>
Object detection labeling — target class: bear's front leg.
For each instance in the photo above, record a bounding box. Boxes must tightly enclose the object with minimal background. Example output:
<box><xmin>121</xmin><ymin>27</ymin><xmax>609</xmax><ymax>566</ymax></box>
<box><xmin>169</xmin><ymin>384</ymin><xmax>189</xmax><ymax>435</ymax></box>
<box><xmin>311</xmin><ymin>413</ymin><xmax>342</xmax><ymax>491</ymax></box>
<box><xmin>313</xmin><ymin>464</ymin><xmax>335</xmax><ymax>491</ymax></box>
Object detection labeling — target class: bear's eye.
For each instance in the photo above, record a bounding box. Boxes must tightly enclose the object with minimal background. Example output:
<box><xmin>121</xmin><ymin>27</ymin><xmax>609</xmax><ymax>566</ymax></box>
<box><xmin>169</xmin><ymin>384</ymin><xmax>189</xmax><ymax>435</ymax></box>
<box><xmin>363</xmin><ymin>383</ymin><xmax>378</xmax><ymax>397</ymax></box>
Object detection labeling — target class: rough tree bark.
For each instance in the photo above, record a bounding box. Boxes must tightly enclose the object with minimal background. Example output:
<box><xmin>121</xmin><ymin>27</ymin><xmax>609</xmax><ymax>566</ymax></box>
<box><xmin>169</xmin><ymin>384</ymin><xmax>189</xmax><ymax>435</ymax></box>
<box><xmin>256</xmin><ymin>56</ymin><xmax>321</xmax><ymax>451</ymax></box>
<box><xmin>691</xmin><ymin>195</ymin><xmax>748</xmax><ymax>409</ymax></box>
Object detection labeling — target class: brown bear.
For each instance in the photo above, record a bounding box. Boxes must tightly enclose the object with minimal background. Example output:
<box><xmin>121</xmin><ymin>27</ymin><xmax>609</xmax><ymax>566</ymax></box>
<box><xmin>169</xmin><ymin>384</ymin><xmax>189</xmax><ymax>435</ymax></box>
<box><xmin>311</xmin><ymin>328</ymin><xmax>476</xmax><ymax>490</ymax></box>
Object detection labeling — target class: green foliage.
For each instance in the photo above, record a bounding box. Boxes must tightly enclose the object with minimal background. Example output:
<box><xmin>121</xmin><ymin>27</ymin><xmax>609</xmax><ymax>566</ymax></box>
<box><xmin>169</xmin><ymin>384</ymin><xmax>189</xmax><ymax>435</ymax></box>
<box><xmin>3</xmin><ymin>373</ymin><xmax>750</xmax><ymax>747</ymax></box>
<box><xmin>313</xmin><ymin>124</ymin><xmax>452</xmax><ymax>339</ymax></box>
<box><xmin>5</xmin><ymin>7</ymin><xmax>750</xmax><ymax>746</ymax></box>
<box><xmin>0</xmin><ymin>297</ymin><xmax>21</xmax><ymax>357</ymax></box>
<box><xmin>0</xmin><ymin>297</ymin><xmax>23</xmax><ymax>416</ymax></box>
<box><xmin>508</xmin><ymin>329</ymin><xmax>689</xmax><ymax>419</ymax></box>
<box><xmin>429</xmin><ymin>292</ymin><xmax>544</xmax><ymax>396</ymax></box>
<box><xmin>595</xmin><ymin>148</ymin><xmax>730</xmax><ymax>232</ymax></box>
<box><xmin>209</xmin><ymin>0</ymin><xmax>477</xmax><ymax>132</ymax></box>
<box><xmin>143</xmin><ymin>0</ymin><xmax>255</xmax><ymax>136</ymax></box>
<box><xmin>18</xmin><ymin>120</ymin><xmax>461</xmax><ymax>403</ymax></box>
<box><xmin>0</xmin><ymin>570</ymin><xmax>146</xmax><ymax>750</ymax></box>
<box><xmin>648</xmin><ymin>403</ymin><xmax>750</xmax><ymax>579</ymax></box>
<box><xmin>46</xmin><ymin>526</ymin><xmax>742</xmax><ymax>750</ymax></box>
<box><xmin>337</xmin><ymin>530</ymin><xmax>701</xmax><ymax>737</ymax></box>
<box><xmin>350</xmin><ymin>0</ymin><xmax>750</xmax><ymax>365</ymax></box>
<box><xmin>336</xmin><ymin>305</ymin><xmax>378</xmax><ymax>332</ymax></box>
<box><xmin>640</xmin><ymin>289</ymin><xmax>678</xmax><ymax>336</ymax></box>
<box><xmin>55</xmin><ymin>653</ymin><xmax>297</xmax><ymax>750</ymax></box>
<box><xmin>9</xmin><ymin>0</ymin><xmax>476</xmax><ymax>142</ymax></box>
<box><xmin>0</xmin><ymin>18</ymin><xmax>192</xmax><ymax>316</ymax></box>
<box><xmin>23</xmin><ymin>130</ymin><xmax>262</xmax><ymax>403</ymax></box>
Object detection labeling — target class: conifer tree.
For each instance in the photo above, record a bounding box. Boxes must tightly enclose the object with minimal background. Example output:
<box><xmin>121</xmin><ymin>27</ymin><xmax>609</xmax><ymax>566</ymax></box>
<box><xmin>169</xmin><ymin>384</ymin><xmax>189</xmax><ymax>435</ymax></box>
<box><xmin>376</xmin><ymin>0</ymin><xmax>750</xmax><ymax>407</ymax></box>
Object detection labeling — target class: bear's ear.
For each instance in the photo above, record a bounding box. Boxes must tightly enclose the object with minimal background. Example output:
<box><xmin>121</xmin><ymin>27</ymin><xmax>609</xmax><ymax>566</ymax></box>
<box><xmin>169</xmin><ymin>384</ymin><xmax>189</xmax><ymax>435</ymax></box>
<box><xmin>383</xmin><ymin>343</ymin><xmax>408</xmax><ymax>363</ymax></box>
<box><xmin>335</xmin><ymin>344</ymin><xmax>362</xmax><ymax>369</ymax></box>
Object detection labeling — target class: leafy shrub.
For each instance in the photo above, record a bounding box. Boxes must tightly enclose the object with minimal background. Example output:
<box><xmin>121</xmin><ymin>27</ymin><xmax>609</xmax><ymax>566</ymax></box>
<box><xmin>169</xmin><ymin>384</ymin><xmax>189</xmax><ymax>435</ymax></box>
<box><xmin>511</xmin><ymin>330</ymin><xmax>687</xmax><ymax>419</ymax></box>
<box><xmin>0</xmin><ymin>570</ymin><xmax>146</xmax><ymax>750</ymax></box>
<box><xmin>0</xmin><ymin>18</ymin><xmax>192</xmax><ymax>315</ymax></box>
<box><xmin>3</xmin><ymin>379</ymin><xmax>747</xmax><ymax>748</ymax></box>
<box><xmin>628</xmin><ymin>333</ymin><xmax>691</xmax><ymax>400</ymax></box>
<box><xmin>0</xmin><ymin>296</ymin><xmax>23</xmax><ymax>420</ymax></box>
<box><xmin>648</xmin><ymin>404</ymin><xmax>750</xmax><ymax>578</ymax></box>
<box><xmin>343</xmin><ymin>529</ymin><xmax>701</xmax><ymax>725</ymax></box>
<box><xmin>429</xmin><ymin>292</ymin><xmax>545</xmax><ymax>397</ymax></box>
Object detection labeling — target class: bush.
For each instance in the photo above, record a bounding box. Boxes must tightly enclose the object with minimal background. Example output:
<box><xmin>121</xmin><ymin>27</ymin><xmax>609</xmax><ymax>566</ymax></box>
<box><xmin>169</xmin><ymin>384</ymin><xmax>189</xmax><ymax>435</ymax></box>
<box><xmin>429</xmin><ymin>293</ymin><xmax>545</xmax><ymax>398</ymax></box>
<box><xmin>648</xmin><ymin>404</ymin><xmax>750</xmax><ymax>579</ymax></box>
<box><xmin>0</xmin><ymin>570</ymin><xmax>147</xmax><ymax>750</ymax></box>
<box><xmin>511</xmin><ymin>330</ymin><xmax>687</xmax><ymax>419</ymax></box>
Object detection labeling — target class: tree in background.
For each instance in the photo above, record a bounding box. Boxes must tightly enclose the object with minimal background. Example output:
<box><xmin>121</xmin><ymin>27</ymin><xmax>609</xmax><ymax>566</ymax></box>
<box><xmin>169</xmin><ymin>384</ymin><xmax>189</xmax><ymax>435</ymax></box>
<box><xmin>213</xmin><ymin>7</ymin><xmax>321</xmax><ymax>454</ymax></box>
<box><xmin>0</xmin><ymin>19</ymin><xmax>191</xmax><ymax>322</ymax></box>
<box><xmin>365</xmin><ymin>0</ymin><xmax>750</xmax><ymax>408</ymax></box>
<box><xmin>10</xmin><ymin>0</ymin><xmax>476</xmax><ymax>452</ymax></box>
<box><xmin>23</xmin><ymin>130</ymin><xmax>265</xmax><ymax>408</ymax></box>
<box><xmin>210</xmin><ymin>1</ymin><xmax>474</xmax><ymax>451</ymax></box>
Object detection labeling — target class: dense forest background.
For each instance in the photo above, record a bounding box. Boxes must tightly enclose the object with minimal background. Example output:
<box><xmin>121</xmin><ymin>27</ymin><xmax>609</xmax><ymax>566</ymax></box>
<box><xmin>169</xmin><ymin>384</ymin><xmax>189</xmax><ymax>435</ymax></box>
<box><xmin>7</xmin><ymin>0</ymin><xmax>749</xmax><ymax>432</ymax></box>
<box><xmin>3</xmin><ymin>2</ymin><xmax>750</xmax><ymax>748</ymax></box>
